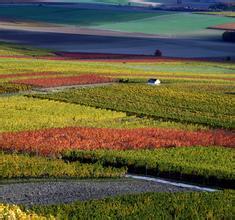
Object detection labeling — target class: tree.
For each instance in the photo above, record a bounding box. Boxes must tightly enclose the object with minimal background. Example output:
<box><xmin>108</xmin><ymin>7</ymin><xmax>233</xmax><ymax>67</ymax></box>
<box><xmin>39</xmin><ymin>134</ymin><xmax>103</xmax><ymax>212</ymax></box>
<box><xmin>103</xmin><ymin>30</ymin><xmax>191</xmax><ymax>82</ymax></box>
<box><xmin>154</xmin><ymin>50</ymin><xmax>162</xmax><ymax>57</ymax></box>
<box><xmin>222</xmin><ymin>31</ymin><xmax>235</xmax><ymax>43</ymax></box>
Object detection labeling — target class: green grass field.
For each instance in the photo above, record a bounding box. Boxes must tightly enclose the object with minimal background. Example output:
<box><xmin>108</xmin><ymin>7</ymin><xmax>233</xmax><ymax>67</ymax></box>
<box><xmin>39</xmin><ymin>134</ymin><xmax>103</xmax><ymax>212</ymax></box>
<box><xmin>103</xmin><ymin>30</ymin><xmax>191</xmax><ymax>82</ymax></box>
<box><xmin>0</xmin><ymin>5</ymin><xmax>233</xmax><ymax>36</ymax></box>
<box><xmin>0</xmin><ymin>6</ymin><xmax>161</xmax><ymax>26</ymax></box>
<box><xmin>95</xmin><ymin>12</ymin><xmax>234</xmax><ymax>35</ymax></box>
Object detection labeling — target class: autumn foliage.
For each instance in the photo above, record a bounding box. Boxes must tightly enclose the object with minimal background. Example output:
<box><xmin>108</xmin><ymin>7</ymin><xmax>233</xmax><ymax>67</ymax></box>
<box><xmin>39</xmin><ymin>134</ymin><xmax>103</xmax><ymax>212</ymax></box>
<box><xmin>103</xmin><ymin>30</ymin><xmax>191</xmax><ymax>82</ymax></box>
<box><xmin>13</xmin><ymin>74</ymin><xmax>114</xmax><ymax>88</ymax></box>
<box><xmin>0</xmin><ymin>127</ymin><xmax>234</xmax><ymax>156</ymax></box>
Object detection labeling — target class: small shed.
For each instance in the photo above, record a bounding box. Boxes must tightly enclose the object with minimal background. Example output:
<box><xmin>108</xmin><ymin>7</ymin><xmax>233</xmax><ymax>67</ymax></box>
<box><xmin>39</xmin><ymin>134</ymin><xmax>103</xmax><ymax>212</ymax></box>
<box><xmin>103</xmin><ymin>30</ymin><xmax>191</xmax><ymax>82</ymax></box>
<box><xmin>147</xmin><ymin>78</ymin><xmax>161</xmax><ymax>85</ymax></box>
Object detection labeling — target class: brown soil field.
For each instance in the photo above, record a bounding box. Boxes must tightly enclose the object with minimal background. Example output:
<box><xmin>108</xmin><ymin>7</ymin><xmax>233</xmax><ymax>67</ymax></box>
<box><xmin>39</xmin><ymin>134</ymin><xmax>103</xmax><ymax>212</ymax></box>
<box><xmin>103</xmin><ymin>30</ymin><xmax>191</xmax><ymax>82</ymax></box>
<box><xmin>209</xmin><ymin>22</ymin><xmax>235</xmax><ymax>31</ymax></box>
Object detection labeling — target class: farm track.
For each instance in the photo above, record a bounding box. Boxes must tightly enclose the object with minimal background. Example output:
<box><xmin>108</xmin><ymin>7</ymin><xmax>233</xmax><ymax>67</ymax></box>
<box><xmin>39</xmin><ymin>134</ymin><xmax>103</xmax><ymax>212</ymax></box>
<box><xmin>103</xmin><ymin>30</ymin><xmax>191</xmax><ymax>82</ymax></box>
<box><xmin>0</xmin><ymin>82</ymin><xmax>114</xmax><ymax>97</ymax></box>
<box><xmin>0</xmin><ymin>178</ymin><xmax>197</xmax><ymax>206</ymax></box>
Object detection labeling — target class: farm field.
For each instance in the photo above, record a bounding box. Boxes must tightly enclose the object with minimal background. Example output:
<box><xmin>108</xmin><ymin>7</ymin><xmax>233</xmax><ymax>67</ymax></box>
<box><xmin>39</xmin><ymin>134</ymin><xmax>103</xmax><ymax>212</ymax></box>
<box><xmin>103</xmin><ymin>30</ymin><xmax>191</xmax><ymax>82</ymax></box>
<box><xmin>0</xmin><ymin>29</ymin><xmax>234</xmax><ymax>219</ymax></box>
<box><xmin>0</xmin><ymin>5</ymin><xmax>233</xmax><ymax>37</ymax></box>
<box><xmin>209</xmin><ymin>22</ymin><xmax>235</xmax><ymax>31</ymax></box>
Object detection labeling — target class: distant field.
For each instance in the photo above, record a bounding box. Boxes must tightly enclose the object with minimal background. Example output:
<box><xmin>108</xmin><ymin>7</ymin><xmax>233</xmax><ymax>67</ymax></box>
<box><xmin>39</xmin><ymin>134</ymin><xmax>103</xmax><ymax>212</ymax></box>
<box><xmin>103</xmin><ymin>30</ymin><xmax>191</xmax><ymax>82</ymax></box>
<box><xmin>95</xmin><ymin>13</ymin><xmax>234</xmax><ymax>35</ymax></box>
<box><xmin>2</xmin><ymin>59</ymin><xmax>234</xmax><ymax>78</ymax></box>
<box><xmin>0</xmin><ymin>6</ymin><xmax>161</xmax><ymax>26</ymax></box>
<box><xmin>0</xmin><ymin>5</ymin><xmax>233</xmax><ymax>36</ymax></box>
<box><xmin>16</xmin><ymin>0</ymin><xmax>130</xmax><ymax>4</ymax></box>
<box><xmin>52</xmin><ymin>0</ymin><xmax>129</xmax><ymax>4</ymax></box>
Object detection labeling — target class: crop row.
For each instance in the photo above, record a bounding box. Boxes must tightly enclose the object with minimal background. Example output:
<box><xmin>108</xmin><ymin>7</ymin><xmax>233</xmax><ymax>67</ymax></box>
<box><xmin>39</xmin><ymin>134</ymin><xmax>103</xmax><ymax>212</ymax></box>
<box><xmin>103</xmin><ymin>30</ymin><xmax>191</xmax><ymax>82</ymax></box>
<box><xmin>62</xmin><ymin>147</ymin><xmax>235</xmax><ymax>187</ymax></box>
<box><xmin>14</xmin><ymin>74</ymin><xmax>115</xmax><ymax>88</ymax></box>
<box><xmin>0</xmin><ymin>82</ymin><xmax>31</xmax><ymax>94</ymax></box>
<box><xmin>0</xmin><ymin>152</ymin><xmax>126</xmax><ymax>179</ymax></box>
<box><xmin>29</xmin><ymin>191</ymin><xmax>234</xmax><ymax>219</ymax></box>
<box><xmin>0</xmin><ymin>127</ymin><xmax>234</xmax><ymax>156</ymax></box>
<box><xmin>34</xmin><ymin>84</ymin><xmax>235</xmax><ymax>128</ymax></box>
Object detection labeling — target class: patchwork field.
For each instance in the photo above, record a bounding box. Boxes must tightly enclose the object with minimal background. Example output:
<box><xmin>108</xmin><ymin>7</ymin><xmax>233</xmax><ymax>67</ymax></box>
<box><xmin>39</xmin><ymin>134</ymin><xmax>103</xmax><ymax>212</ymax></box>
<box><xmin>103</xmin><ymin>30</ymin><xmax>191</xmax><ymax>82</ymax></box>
<box><xmin>0</xmin><ymin>42</ymin><xmax>234</xmax><ymax>218</ymax></box>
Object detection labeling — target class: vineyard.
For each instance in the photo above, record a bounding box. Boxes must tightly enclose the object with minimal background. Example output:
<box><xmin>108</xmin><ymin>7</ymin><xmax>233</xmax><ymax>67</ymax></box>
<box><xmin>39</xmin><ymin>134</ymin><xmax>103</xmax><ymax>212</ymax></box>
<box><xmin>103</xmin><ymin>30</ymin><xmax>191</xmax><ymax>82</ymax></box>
<box><xmin>0</xmin><ymin>152</ymin><xmax>126</xmax><ymax>179</ymax></box>
<box><xmin>1</xmin><ymin>191</ymin><xmax>233</xmax><ymax>219</ymax></box>
<box><xmin>34</xmin><ymin>84</ymin><xmax>235</xmax><ymax>128</ymax></box>
<box><xmin>29</xmin><ymin>191</ymin><xmax>234</xmax><ymax>219</ymax></box>
<box><xmin>62</xmin><ymin>147</ymin><xmax>235</xmax><ymax>187</ymax></box>
<box><xmin>0</xmin><ymin>43</ymin><xmax>234</xmax><ymax>218</ymax></box>
<box><xmin>0</xmin><ymin>127</ymin><xmax>234</xmax><ymax>156</ymax></box>
<box><xmin>0</xmin><ymin>82</ymin><xmax>31</xmax><ymax>94</ymax></box>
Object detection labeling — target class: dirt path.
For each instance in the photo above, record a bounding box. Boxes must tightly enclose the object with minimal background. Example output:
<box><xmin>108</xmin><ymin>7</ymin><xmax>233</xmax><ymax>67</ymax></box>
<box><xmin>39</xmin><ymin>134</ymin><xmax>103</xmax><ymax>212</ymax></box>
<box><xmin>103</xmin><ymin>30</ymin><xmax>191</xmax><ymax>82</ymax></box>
<box><xmin>0</xmin><ymin>178</ymin><xmax>197</xmax><ymax>206</ymax></box>
<box><xmin>33</xmin><ymin>82</ymin><xmax>114</xmax><ymax>92</ymax></box>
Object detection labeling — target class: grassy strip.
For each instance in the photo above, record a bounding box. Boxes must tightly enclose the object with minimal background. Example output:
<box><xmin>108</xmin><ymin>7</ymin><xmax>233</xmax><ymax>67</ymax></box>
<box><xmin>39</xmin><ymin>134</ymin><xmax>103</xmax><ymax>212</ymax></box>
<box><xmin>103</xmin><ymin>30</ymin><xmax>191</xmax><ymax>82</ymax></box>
<box><xmin>33</xmin><ymin>83</ymin><xmax>235</xmax><ymax>129</ymax></box>
<box><xmin>28</xmin><ymin>191</ymin><xmax>234</xmax><ymax>219</ymax></box>
<box><xmin>0</xmin><ymin>82</ymin><xmax>31</xmax><ymax>94</ymax></box>
<box><xmin>0</xmin><ymin>153</ymin><xmax>126</xmax><ymax>179</ymax></box>
<box><xmin>62</xmin><ymin>147</ymin><xmax>235</xmax><ymax>188</ymax></box>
